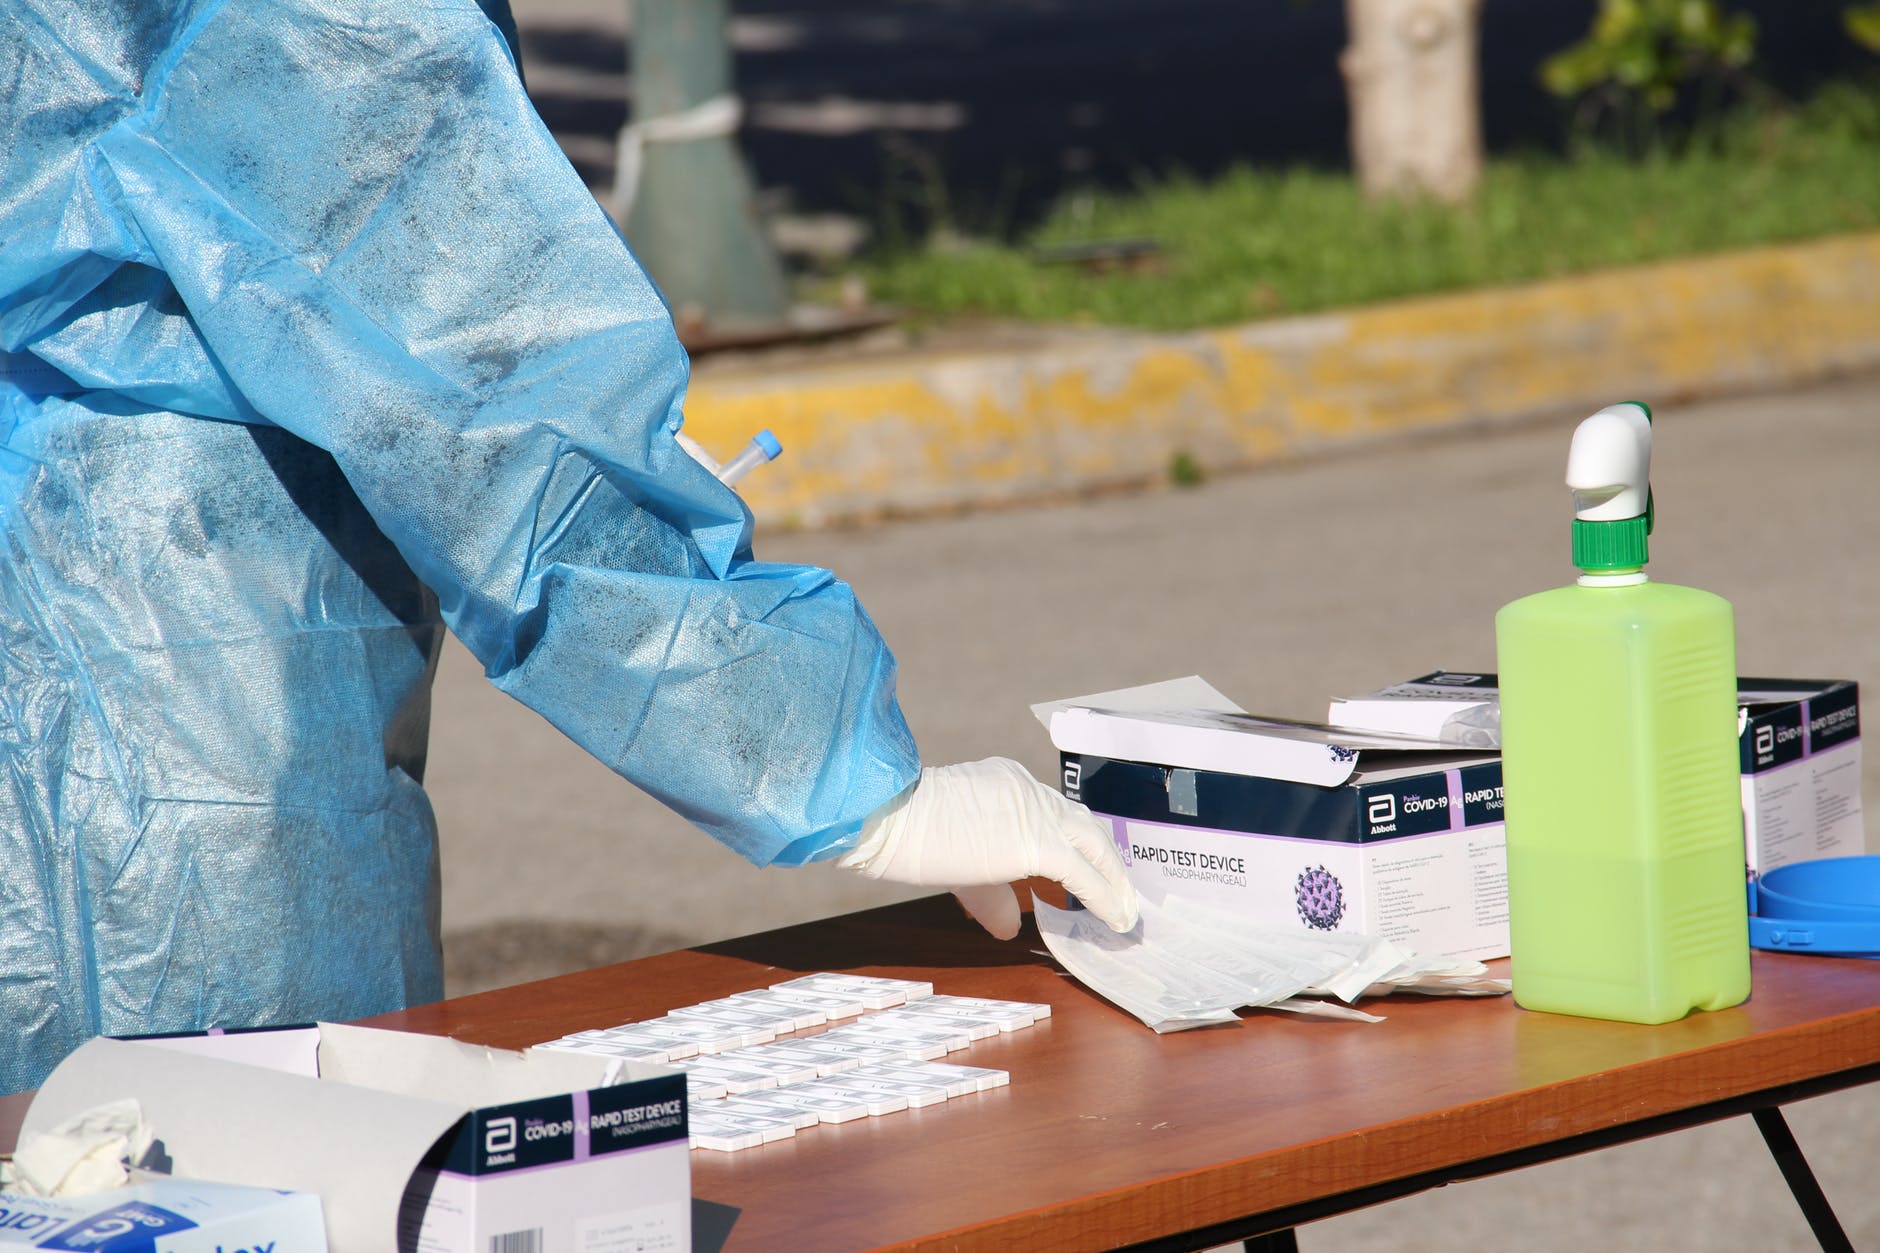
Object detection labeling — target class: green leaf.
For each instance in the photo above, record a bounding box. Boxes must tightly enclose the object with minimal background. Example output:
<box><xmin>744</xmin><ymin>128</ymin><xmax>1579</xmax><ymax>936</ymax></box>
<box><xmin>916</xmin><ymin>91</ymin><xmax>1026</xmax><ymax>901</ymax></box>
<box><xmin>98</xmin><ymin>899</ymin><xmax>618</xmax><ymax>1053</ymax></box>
<box><xmin>1847</xmin><ymin>4</ymin><xmax>1880</xmax><ymax>53</ymax></box>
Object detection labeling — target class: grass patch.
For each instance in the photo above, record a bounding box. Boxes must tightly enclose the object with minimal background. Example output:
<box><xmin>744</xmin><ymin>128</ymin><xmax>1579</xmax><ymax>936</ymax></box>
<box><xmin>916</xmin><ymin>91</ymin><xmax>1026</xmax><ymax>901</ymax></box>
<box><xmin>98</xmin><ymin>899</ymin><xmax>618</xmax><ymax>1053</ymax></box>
<box><xmin>854</xmin><ymin>82</ymin><xmax>1880</xmax><ymax>333</ymax></box>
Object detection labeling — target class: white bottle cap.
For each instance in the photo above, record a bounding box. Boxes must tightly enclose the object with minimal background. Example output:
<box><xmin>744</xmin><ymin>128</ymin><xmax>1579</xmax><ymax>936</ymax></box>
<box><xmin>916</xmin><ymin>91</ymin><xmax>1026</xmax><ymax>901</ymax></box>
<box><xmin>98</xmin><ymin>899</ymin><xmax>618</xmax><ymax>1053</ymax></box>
<box><xmin>1566</xmin><ymin>402</ymin><xmax>1652</xmax><ymax>522</ymax></box>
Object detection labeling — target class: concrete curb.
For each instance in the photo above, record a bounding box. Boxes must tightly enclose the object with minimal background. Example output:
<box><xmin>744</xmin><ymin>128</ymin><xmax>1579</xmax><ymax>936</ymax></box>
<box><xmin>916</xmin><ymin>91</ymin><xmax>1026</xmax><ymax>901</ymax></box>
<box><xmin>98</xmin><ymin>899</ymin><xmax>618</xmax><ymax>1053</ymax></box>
<box><xmin>681</xmin><ymin>231</ymin><xmax>1880</xmax><ymax>528</ymax></box>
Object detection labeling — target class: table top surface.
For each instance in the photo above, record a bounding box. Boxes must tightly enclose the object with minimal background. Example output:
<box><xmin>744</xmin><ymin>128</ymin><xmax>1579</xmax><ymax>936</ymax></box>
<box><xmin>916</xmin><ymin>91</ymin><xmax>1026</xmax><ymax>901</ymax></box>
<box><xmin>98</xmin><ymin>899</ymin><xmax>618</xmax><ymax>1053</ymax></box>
<box><xmin>365</xmin><ymin>891</ymin><xmax>1880</xmax><ymax>1253</ymax></box>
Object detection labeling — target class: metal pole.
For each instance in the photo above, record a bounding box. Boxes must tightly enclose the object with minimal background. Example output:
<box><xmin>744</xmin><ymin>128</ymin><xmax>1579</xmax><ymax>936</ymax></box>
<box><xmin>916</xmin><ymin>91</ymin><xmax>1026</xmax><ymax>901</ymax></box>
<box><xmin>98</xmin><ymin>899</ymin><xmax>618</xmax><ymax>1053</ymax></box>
<box><xmin>617</xmin><ymin>0</ymin><xmax>790</xmax><ymax>334</ymax></box>
<box><xmin>1751</xmin><ymin>1107</ymin><xmax>1854</xmax><ymax>1253</ymax></box>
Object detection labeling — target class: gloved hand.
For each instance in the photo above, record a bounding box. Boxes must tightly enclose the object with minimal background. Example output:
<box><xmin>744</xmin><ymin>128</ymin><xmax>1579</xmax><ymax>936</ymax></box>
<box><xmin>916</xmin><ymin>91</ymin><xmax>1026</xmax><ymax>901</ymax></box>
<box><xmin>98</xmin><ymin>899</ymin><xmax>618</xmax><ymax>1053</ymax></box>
<box><xmin>838</xmin><ymin>757</ymin><xmax>1141</xmax><ymax>941</ymax></box>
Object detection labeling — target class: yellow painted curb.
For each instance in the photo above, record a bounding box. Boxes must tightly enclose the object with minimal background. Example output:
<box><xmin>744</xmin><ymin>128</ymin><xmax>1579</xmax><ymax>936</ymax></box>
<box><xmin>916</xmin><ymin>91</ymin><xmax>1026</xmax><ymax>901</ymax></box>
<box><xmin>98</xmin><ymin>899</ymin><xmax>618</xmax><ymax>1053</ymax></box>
<box><xmin>682</xmin><ymin>232</ymin><xmax>1880</xmax><ymax>527</ymax></box>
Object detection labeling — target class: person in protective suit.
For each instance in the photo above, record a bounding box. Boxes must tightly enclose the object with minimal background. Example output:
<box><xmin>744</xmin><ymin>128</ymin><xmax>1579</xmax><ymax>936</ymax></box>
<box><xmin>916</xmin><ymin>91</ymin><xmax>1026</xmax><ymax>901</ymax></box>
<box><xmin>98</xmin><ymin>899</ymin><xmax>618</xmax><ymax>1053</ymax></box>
<box><xmin>0</xmin><ymin>0</ymin><xmax>1137</xmax><ymax>1093</ymax></box>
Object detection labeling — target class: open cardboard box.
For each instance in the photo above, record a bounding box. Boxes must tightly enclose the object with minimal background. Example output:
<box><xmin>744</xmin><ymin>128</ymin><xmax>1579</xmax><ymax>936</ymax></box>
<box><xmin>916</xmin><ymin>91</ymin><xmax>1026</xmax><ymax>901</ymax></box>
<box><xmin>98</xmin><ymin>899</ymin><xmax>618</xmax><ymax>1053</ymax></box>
<box><xmin>24</xmin><ymin>1023</ymin><xmax>690</xmax><ymax>1253</ymax></box>
<box><xmin>1037</xmin><ymin>677</ymin><xmax>1508</xmax><ymax>960</ymax></box>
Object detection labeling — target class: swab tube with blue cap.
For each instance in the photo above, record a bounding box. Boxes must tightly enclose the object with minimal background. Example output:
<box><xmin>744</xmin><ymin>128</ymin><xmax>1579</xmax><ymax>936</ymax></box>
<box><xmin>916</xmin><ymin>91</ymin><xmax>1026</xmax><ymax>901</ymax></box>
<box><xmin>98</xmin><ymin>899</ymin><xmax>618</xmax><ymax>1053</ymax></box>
<box><xmin>676</xmin><ymin>429</ymin><xmax>783</xmax><ymax>487</ymax></box>
<box><xmin>716</xmin><ymin>429</ymin><xmax>783</xmax><ymax>486</ymax></box>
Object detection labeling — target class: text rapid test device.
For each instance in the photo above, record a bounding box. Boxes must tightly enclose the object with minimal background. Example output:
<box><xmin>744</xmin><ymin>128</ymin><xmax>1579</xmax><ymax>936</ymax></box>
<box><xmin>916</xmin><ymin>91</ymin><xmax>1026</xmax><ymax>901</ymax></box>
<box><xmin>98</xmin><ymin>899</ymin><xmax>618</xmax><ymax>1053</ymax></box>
<box><xmin>1494</xmin><ymin>402</ymin><xmax>1750</xmax><ymax>1024</ymax></box>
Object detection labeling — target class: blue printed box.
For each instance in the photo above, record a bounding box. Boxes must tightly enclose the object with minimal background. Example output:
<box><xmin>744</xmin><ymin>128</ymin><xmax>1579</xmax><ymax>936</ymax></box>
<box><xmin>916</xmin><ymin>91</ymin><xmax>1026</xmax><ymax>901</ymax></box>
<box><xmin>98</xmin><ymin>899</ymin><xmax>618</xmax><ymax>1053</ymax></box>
<box><xmin>0</xmin><ymin>1179</ymin><xmax>322</xmax><ymax>1251</ymax></box>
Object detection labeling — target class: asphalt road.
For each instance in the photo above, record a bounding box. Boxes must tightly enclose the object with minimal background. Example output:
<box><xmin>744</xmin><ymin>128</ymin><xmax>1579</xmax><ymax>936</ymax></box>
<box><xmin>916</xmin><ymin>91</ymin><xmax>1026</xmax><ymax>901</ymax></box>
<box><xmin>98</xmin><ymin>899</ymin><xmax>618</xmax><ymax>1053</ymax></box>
<box><xmin>427</xmin><ymin>372</ymin><xmax>1880</xmax><ymax>1249</ymax></box>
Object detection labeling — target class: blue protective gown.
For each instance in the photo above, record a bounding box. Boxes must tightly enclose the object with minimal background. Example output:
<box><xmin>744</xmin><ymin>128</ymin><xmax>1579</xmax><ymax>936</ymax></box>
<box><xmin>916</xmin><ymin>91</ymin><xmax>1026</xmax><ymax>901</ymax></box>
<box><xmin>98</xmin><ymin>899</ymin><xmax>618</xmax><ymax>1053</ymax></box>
<box><xmin>0</xmin><ymin>0</ymin><xmax>919</xmax><ymax>1092</ymax></box>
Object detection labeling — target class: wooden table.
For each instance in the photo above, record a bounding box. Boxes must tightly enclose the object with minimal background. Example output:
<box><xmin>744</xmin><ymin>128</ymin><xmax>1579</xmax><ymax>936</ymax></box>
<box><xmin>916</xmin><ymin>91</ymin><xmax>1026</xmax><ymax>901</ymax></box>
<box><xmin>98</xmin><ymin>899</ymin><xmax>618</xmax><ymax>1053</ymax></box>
<box><xmin>366</xmin><ymin>891</ymin><xmax>1880</xmax><ymax>1249</ymax></box>
<box><xmin>358</xmin><ymin>892</ymin><xmax>1880</xmax><ymax>1252</ymax></box>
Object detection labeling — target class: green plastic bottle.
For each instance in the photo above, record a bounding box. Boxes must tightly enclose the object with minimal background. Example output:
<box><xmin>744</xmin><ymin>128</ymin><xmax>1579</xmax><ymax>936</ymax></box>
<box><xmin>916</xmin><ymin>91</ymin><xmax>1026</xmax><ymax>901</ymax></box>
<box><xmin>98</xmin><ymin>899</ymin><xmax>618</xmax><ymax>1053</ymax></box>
<box><xmin>1495</xmin><ymin>402</ymin><xmax>1750</xmax><ymax>1024</ymax></box>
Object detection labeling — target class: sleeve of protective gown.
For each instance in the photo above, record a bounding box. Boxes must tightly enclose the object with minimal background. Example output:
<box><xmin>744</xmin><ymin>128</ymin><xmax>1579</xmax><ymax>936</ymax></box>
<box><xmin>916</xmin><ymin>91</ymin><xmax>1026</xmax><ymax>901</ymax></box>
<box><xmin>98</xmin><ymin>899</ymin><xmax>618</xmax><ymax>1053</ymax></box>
<box><xmin>83</xmin><ymin>0</ymin><xmax>919</xmax><ymax>865</ymax></box>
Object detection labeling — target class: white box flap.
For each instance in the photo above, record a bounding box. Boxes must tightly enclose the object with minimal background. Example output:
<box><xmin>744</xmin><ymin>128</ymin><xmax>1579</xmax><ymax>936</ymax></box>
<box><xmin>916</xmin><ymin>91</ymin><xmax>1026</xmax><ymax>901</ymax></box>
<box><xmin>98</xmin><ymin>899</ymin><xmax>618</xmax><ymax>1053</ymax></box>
<box><xmin>1030</xmin><ymin>676</ymin><xmax>1243</xmax><ymax>730</ymax></box>
<box><xmin>131</xmin><ymin>1025</ymin><xmax>323</xmax><ymax>1075</ymax></box>
<box><xmin>312</xmin><ymin>1021</ymin><xmax>651</xmax><ymax>1106</ymax></box>
<box><xmin>1041</xmin><ymin>678</ymin><xmax>1457</xmax><ymax>786</ymax></box>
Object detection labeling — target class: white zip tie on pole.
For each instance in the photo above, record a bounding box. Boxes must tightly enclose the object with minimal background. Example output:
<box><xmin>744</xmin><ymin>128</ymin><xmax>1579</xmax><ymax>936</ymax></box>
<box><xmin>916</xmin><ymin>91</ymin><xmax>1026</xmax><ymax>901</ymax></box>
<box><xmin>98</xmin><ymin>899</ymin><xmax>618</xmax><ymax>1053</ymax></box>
<box><xmin>612</xmin><ymin>94</ymin><xmax>742</xmax><ymax>224</ymax></box>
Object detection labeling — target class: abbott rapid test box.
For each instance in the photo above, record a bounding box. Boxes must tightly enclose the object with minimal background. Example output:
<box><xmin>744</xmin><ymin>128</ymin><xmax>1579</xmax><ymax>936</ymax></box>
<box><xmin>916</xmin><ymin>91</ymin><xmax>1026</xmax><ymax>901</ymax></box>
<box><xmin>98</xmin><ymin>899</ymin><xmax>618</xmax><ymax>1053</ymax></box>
<box><xmin>1737</xmin><ymin>679</ymin><xmax>1864</xmax><ymax>874</ymax></box>
<box><xmin>1329</xmin><ymin>671</ymin><xmax>1865</xmax><ymax>876</ymax></box>
<box><xmin>1037</xmin><ymin>679</ymin><xmax>1509</xmax><ymax>961</ymax></box>
<box><xmin>25</xmin><ymin>1024</ymin><xmax>690</xmax><ymax>1253</ymax></box>
<box><xmin>0</xmin><ymin>1179</ymin><xmax>322</xmax><ymax>1250</ymax></box>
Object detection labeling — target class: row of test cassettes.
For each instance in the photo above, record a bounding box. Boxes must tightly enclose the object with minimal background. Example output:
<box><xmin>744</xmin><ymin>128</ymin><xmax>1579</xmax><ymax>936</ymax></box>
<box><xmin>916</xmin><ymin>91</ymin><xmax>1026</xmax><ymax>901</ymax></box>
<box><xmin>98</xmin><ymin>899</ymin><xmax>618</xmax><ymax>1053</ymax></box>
<box><xmin>533</xmin><ymin>972</ymin><xmax>1049</xmax><ymax>1151</ymax></box>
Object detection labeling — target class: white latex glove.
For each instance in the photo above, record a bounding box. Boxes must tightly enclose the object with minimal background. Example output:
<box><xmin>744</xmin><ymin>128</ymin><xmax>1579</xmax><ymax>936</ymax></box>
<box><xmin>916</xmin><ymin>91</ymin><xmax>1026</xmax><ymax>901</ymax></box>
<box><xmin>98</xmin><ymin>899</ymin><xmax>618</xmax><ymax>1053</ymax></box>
<box><xmin>838</xmin><ymin>756</ymin><xmax>1140</xmax><ymax>941</ymax></box>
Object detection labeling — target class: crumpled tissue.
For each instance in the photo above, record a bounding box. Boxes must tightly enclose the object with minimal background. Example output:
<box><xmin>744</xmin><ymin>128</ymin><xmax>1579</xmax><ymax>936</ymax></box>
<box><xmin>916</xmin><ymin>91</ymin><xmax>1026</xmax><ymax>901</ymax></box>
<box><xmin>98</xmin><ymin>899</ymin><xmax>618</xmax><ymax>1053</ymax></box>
<box><xmin>1035</xmin><ymin>892</ymin><xmax>1508</xmax><ymax>1031</ymax></box>
<box><xmin>0</xmin><ymin>1099</ymin><xmax>155</xmax><ymax>1197</ymax></box>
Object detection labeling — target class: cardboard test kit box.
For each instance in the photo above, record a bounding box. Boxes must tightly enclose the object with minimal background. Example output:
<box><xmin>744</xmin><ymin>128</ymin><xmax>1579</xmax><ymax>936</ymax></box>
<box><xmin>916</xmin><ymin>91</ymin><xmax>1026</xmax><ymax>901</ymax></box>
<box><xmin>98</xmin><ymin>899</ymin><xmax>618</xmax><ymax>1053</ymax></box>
<box><xmin>1328</xmin><ymin>671</ymin><xmax>1865</xmax><ymax>876</ymax></box>
<box><xmin>1037</xmin><ymin>678</ymin><xmax>1510</xmax><ymax>962</ymax></box>
<box><xmin>23</xmin><ymin>1022</ymin><xmax>691</xmax><ymax>1253</ymax></box>
<box><xmin>1736</xmin><ymin>678</ymin><xmax>1864</xmax><ymax>874</ymax></box>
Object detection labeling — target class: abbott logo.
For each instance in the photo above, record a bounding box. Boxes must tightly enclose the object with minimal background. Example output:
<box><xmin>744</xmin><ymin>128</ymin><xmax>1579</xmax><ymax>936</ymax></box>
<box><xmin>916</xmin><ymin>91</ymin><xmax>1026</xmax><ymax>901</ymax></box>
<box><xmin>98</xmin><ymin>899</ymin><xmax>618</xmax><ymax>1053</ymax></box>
<box><xmin>485</xmin><ymin>1116</ymin><xmax>517</xmax><ymax>1155</ymax></box>
<box><xmin>1755</xmin><ymin>725</ymin><xmax>1775</xmax><ymax>757</ymax></box>
<box><xmin>1367</xmin><ymin>793</ymin><xmax>1396</xmax><ymax>826</ymax></box>
<box><xmin>1062</xmin><ymin>760</ymin><xmax>1082</xmax><ymax>800</ymax></box>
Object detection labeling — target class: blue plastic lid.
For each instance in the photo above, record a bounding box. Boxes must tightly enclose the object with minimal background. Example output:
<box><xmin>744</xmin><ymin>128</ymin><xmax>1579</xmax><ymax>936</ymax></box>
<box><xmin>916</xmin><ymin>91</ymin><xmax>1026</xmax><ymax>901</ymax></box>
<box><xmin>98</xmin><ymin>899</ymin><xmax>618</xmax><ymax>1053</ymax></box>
<box><xmin>1749</xmin><ymin>855</ymin><xmax>1880</xmax><ymax>956</ymax></box>
<box><xmin>1756</xmin><ymin>856</ymin><xmax>1880</xmax><ymax>919</ymax></box>
<box><xmin>754</xmin><ymin>429</ymin><xmax>782</xmax><ymax>460</ymax></box>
